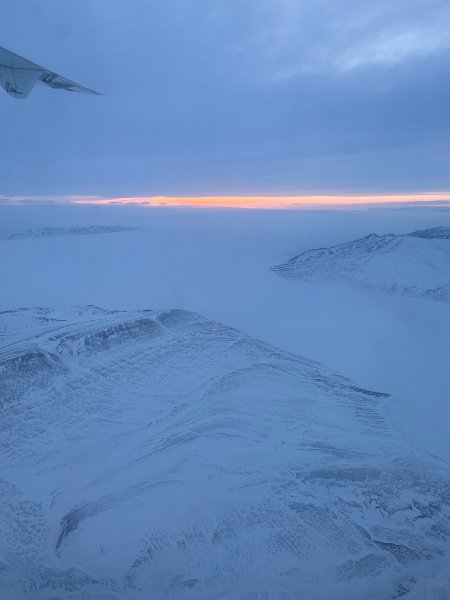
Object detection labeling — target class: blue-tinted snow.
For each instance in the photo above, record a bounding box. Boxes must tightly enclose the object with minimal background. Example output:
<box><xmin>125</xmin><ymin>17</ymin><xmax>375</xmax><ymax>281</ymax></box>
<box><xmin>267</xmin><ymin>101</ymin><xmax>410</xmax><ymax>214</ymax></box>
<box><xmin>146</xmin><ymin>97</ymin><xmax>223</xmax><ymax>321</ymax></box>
<box><xmin>1</xmin><ymin>202</ymin><xmax>450</xmax><ymax>598</ymax></box>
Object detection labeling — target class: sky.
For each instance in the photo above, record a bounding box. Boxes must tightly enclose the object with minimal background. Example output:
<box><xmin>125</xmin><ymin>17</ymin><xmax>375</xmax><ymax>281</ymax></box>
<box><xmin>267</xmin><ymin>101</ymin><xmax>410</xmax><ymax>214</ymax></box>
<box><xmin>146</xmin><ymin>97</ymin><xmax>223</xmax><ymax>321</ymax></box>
<box><xmin>1</xmin><ymin>0</ymin><xmax>450</xmax><ymax>200</ymax></box>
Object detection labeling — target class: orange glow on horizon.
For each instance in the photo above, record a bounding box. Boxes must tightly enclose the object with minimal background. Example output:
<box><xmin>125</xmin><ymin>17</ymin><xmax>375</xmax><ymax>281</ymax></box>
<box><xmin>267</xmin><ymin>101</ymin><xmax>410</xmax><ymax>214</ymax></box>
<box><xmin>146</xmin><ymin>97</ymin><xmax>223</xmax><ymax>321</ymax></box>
<box><xmin>2</xmin><ymin>192</ymin><xmax>450</xmax><ymax>208</ymax></box>
<box><xmin>69</xmin><ymin>192</ymin><xmax>450</xmax><ymax>208</ymax></box>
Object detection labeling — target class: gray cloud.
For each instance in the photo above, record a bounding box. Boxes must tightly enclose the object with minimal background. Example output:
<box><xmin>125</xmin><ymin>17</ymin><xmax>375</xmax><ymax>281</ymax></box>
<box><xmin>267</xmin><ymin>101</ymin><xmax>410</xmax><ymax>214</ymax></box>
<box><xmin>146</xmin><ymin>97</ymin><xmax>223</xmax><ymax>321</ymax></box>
<box><xmin>0</xmin><ymin>0</ymin><xmax>449</xmax><ymax>196</ymax></box>
<box><xmin>249</xmin><ymin>0</ymin><xmax>450</xmax><ymax>76</ymax></box>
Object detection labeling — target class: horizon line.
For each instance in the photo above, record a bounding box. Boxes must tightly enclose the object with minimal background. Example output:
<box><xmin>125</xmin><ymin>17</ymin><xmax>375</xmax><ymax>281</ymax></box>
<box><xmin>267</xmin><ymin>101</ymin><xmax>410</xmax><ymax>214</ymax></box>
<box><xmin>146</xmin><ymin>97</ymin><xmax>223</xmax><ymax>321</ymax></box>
<box><xmin>2</xmin><ymin>192</ymin><xmax>450</xmax><ymax>209</ymax></box>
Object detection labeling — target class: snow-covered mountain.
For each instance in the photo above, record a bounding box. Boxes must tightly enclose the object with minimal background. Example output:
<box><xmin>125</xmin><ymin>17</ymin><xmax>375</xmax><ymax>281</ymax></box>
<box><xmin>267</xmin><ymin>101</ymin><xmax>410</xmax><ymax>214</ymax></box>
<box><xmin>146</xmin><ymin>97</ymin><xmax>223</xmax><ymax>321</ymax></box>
<box><xmin>0</xmin><ymin>225</ymin><xmax>136</xmax><ymax>241</ymax></box>
<box><xmin>272</xmin><ymin>227</ymin><xmax>450</xmax><ymax>303</ymax></box>
<box><xmin>1</xmin><ymin>306</ymin><xmax>449</xmax><ymax>599</ymax></box>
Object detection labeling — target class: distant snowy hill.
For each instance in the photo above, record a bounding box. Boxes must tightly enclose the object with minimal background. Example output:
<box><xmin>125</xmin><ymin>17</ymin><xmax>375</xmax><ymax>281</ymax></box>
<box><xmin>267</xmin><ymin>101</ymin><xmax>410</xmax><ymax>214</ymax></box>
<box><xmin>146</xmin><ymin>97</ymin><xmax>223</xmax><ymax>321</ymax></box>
<box><xmin>273</xmin><ymin>227</ymin><xmax>450</xmax><ymax>303</ymax></box>
<box><xmin>1</xmin><ymin>306</ymin><xmax>449</xmax><ymax>599</ymax></box>
<box><xmin>0</xmin><ymin>225</ymin><xmax>136</xmax><ymax>240</ymax></box>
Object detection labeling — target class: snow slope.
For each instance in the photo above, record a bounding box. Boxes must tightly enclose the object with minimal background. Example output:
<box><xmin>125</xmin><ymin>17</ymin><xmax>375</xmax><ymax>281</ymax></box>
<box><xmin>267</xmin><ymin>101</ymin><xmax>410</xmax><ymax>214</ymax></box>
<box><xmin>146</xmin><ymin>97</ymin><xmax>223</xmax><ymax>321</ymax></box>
<box><xmin>1</xmin><ymin>203</ymin><xmax>450</xmax><ymax>464</ymax></box>
<box><xmin>273</xmin><ymin>227</ymin><xmax>450</xmax><ymax>303</ymax></box>
<box><xmin>1</xmin><ymin>306</ymin><xmax>450</xmax><ymax>599</ymax></box>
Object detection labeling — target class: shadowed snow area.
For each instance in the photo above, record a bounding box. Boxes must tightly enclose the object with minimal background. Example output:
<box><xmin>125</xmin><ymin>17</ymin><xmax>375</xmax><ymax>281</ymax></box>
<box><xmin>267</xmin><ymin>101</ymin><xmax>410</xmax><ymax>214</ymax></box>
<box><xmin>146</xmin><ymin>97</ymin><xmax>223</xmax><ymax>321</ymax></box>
<box><xmin>1</xmin><ymin>306</ymin><xmax>450</xmax><ymax>599</ymax></box>
<box><xmin>273</xmin><ymin>227</ymin><xmax>450</xmax><ymax>303</ymax></box>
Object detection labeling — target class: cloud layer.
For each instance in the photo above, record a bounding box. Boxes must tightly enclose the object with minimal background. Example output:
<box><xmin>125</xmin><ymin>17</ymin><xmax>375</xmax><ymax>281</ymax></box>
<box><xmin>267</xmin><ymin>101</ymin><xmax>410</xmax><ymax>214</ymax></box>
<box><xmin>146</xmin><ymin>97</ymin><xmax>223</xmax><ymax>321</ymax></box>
<box><xmin>0</xmin><ymin>0</ymin><xmax>449</xmax><ymax>196</ymax></box>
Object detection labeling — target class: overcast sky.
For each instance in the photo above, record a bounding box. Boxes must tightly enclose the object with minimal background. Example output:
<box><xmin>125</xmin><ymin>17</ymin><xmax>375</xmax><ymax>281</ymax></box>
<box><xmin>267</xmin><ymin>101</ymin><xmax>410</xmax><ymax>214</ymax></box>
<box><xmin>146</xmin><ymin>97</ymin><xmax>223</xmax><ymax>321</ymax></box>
<box><xmin>1</xmin><ymin>0</ymin><xmax>450</xmax><ymax>197</ymax></box>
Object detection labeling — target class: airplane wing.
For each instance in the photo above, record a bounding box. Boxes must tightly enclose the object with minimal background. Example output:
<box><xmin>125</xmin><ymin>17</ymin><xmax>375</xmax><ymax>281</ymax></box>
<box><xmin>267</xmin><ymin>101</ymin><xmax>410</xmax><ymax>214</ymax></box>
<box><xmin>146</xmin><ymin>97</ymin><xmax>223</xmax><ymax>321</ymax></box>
<box><xmin>0</xmin><ymin>46</ymin><xmax>101</xmax><ymax>99</ymax></box>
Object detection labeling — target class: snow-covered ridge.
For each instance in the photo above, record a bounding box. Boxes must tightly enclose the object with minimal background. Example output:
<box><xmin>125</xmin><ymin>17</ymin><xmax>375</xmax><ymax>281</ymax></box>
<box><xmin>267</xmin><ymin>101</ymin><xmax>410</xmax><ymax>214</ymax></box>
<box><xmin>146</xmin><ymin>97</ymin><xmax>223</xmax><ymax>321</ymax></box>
<box><xmin>0</xmin><ymin>225</ymin><xmax>137</xmax><ymax>240</ymax></box>
<box><xmin>409</xmin><ymin>226</ymin><xmax>450</xmax><ymax>239</ymax></box>
<box><xmin>1</xmin><ymin>306</ymin><xmax>450</xmax><ymax>599</ymax></box>
<box><xmin>273</xmin><ymin>227</ymin><xmax>450</xmax><ymax>303</ymax></box>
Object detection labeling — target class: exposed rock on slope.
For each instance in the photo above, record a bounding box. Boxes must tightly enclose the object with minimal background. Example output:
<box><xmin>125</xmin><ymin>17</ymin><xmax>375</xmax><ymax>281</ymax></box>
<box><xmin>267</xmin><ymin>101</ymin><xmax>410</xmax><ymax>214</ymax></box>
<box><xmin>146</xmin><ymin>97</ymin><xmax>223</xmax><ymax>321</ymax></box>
<box><xmin>273</xmin><ymin>227</ymin><xmax>450</xmax><ymax>303</ymax></box>
<box><xmin>1</xmin><ymin>307</ymin><xmax>449</xmax><ymax>599</ymax></box>
<box><xmin>0</xmin><ymin>225</ymin><xmax>136</xmax><ymax>240</ymax></box>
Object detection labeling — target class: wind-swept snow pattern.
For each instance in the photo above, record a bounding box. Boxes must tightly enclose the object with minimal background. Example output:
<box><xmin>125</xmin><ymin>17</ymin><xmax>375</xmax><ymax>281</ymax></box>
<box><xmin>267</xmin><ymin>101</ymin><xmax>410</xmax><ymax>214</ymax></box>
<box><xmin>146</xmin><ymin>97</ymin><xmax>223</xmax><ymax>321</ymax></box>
<box><xmin>0</xmin><ymin>225</ymin><xmax>136</xmax><ymax>241</ymax></box>
<box><xmin>273</xmin><ymin>227</ymin><xmax>450</xmax><ymax>303</ymax></box>
<box><xmin>1</xmin><ymin>306</ymin><xmax>450</xmax><ymax>599</ymax></box>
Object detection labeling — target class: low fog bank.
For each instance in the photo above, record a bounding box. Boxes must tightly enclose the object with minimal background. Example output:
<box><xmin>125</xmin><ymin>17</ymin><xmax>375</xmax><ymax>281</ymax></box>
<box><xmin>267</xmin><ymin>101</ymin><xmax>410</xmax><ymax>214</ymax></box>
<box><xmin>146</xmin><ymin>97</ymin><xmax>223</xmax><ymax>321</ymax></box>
<box><xmin>1</xmin><ymin>202</ymin><xmax>450</xmax><ymax>462</ymax></box>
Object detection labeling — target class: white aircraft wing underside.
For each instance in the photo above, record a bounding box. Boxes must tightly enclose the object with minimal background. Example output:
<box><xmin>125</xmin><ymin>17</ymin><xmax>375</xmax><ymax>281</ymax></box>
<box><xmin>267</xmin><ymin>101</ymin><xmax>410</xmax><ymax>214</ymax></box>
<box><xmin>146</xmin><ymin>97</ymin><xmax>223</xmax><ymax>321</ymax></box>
<box><xmin>0</xmin><ymin>46</ymin><xmax>101</xmax><ymax>99</ymax></box>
